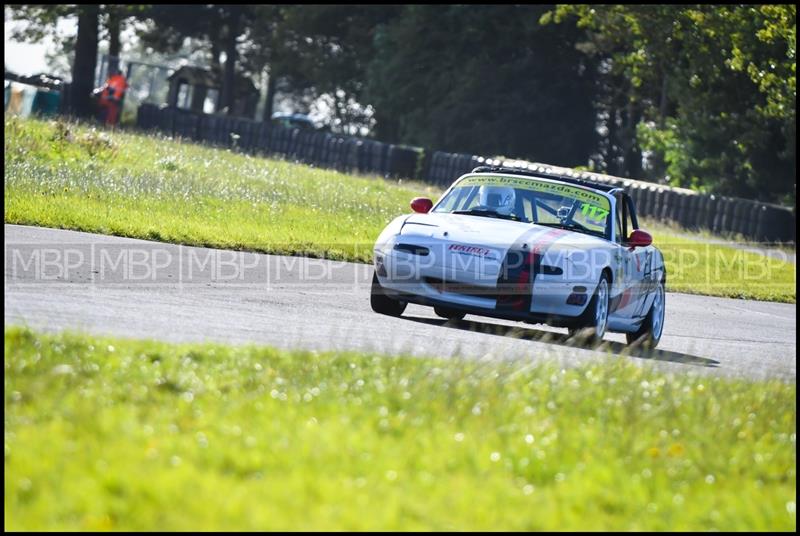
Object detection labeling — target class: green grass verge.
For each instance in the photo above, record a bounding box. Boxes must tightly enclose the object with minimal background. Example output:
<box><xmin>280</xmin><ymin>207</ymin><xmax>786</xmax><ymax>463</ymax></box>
<box><xmin>641</xmin><ymin>220</ymin><xmax>796</xmax><ymax>303</ymax></box>
<box><xmin>641</xmin><ymin>218</ymin><xmax>797</xmax><ymax>254</ymax></box>
<box><xmin>4</xmin><ymin>327</ymin><xmax>796</xmax><ymax>531</ymax></box>
<box><xmin>4</xmin><ymin>116</ymin><xmax>795</xmax><ymax>302</ymax></box>
<box><xmin>4</xmin><ymin>115</ymin><xmax>434</xmax><ymax>263</ymax></box>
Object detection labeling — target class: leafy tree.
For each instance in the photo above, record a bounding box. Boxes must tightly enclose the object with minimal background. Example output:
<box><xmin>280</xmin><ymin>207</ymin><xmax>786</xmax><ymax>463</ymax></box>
<box><xmin>547</xmin><ymin>5</ymin><xmax>796</xmax><ymax>204</ymax></box>
<box><xmin>365</xmin><ymin>5</ymin><xmax>597</xmax><ymax>167</ymax></box>
<box><xmin>263</xmin><ymin>5</ymin><xmax>401</xmax><ymax>134</ymax></box>
<box><xmin>541</xmin><ymin>5</ymin><xmax>687</xmax><ymax>178</ymax></box>
<box><xmin>6</xmin><ymin>5</ymin><xmax>95</xmax><ymax>116</ymax></box>
<box><xmin>236</xmin><ymin>5</ymin><xmax>283</xmax><ymax>122</ymax></box>
<box><xmin>6</xmin><ymin>4</ymin><xmax>148</xmax><ymax>117</ymax></box>
<box><xmin>135</xmin><ymin>5</ymin><xmax>255</xmax><ymax>115</ymax></box>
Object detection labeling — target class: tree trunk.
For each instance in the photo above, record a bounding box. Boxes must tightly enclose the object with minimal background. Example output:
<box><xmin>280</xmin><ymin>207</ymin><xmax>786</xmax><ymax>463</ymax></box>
<box><xmin>71</xmin><ymin>4</ymin><xmax>100</xmax><ymax>118</ymax></box>
<box><xmin>210</xmin><ymin>39</ymin><xmax>222</xmax><ymax>110</ymax></box>
<box><xmin>211</xmin><ymin>40</ymin><xmax>222</xmax><ymax>73</ymax></box>
<box><xmin>605</xmin><ymin>105</ymin><xmax>620</xmax><ymax>176</ymax></box>
<box><xmin>658</xmin><ymin>70</ymin><xmax>668</xmax><ymax>126</ymax></box>
<box><xmin>262</xmin><ymin>70</ymin><xmax>276</xmax><ymax>122</ymax></box>
<box><xmin>623</xmin><ymin>100</ymin><xmax>643</xmax><ymax>179</ymax></box>
<box><xmin>107</xmin><ymin>8</ymin><xmax>121</xmax><ymax>73</ymax></box>
<box><xmin>221</xmin><ymin>8</ymin><xmax>240</xmax><ymax>116</ymax></box>
<box><xmin>333</xmin><ymin>91</ymin><xmax>344</xmax><ymax>135</ymax></box>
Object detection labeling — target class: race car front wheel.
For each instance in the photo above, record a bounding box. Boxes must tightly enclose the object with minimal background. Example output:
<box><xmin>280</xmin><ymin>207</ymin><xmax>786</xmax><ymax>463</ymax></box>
<box><xmin>568</xmin><ymin>273</ymin><xmax>610</xmax><ymax>346</ymax></box>
<box><xmin>626</xmin><ymin>278</ymin><xmax>665</xmax><ymax>349</ymax></box>
<box><xmin>370</xmin><ymin>271</ymin><xmax>407</xmax><ymax>317</ymax></box>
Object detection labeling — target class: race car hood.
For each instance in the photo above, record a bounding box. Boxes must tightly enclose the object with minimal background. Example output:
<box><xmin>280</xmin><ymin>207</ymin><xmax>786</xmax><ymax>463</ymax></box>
<box><xmin>400</xmin><ymin>212</ymin><xmax>608</xmax><ymax>255</ymax></box>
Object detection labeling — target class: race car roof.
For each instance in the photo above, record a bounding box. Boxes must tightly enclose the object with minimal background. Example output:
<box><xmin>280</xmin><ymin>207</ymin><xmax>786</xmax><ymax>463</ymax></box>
<box><xmin>470</xmin><ymin>166</ymin><xmax>618</xmax><ymax>193</ymax></box>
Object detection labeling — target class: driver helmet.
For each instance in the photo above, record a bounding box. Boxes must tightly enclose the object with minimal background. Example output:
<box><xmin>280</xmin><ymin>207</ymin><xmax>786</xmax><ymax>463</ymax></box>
<box><xmin>478</xmin><ymin>185</ymin><xmax>515</xmax><ymax>215</ymax></box>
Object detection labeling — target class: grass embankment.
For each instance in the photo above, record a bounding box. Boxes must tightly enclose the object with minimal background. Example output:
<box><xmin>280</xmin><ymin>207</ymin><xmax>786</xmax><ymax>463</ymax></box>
<box><xmin>4</xmin><ymin>116</ymin><xmax>433</xmax><ymax>263</ymax></box>
<box><xmin>642</xmin><ymin>220</ymin><xmax>795</xmax><ymax>303</ymax></box>
<box><xmin>3</xmin><ymin>116</ymin><xmax>795</xmax><ymax>302</ymax></box>
<box><xmin>4</xmin><ymin>327</ymin><xmax>796</xmax><ymax>531</ymax></box>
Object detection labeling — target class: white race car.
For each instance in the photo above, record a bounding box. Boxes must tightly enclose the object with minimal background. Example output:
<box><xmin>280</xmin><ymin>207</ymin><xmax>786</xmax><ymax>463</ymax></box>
<box><xmin>371</xmin><ymin>167</ymin><xmax>667</xmax><ymax>348</ymax></box>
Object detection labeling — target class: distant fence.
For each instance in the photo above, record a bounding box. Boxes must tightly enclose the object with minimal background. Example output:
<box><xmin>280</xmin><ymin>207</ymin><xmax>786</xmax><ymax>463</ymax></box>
<box><xmin>136</xmin><ymin>103</ymin><xmax>796</xmax><ymax>243</ymax></box>
<box><xmin>136</xmin><ymin>103</ymin><xmax>422</xmax><ymax>180</ymax></box>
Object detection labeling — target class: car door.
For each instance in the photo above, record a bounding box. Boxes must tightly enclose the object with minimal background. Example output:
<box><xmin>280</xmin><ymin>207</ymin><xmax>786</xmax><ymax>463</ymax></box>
<box><xmin>609</xmin><ymin>193</ymin><xmax>649</xmax><ymax>320</ymax></box>
<box><xmin>623</xmin><ymin>194</ymin><xmax>653</xmax><ymax>318</ymax></box>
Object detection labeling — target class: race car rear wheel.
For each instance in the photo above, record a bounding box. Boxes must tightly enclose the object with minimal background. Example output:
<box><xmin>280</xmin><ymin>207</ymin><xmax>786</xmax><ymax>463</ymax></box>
<box><xmin>371</xmin><ymin>271</ymin><xmax>407</xmax><ymax>317</ymax></box>
<box><xmin>434</xmin><ymin>306</ymin><xmax>466</xmax><ymax>321</ymax></box>
<box><xmin>568</xmin><ymin>273</ymin><xmax>610</xmax><ymax>346</ymax></box>
<box><xmin>626</xmin><ymin>278</ymin><xmax>665</xmax><ymax>349</ymax></box>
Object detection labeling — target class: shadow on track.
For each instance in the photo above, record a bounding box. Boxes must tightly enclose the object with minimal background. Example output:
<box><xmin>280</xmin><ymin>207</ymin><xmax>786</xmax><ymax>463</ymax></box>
<box><xmin>401</xmin><ymin>315</ymin><xmax>720</xmax><ymax>368</ymax></box>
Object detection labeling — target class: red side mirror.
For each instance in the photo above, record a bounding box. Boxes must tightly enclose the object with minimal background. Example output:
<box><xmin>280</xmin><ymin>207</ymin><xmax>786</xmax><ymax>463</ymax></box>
<box><xmin>410</xmin><ymin>197</ymin><xmax>433</xmax><ymax>214</ymax></box>
<box><xmin>628</xmin><ymin>229</ymin><xmax>653</xmax><ymax>249</ymax></box>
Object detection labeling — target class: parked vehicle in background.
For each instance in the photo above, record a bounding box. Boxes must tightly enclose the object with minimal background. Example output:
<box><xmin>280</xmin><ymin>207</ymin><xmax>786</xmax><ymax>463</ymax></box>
<box><xmin>271</xmin><ymin>112</ymin><xmax>318</xmax><ymax>130</ymax></box>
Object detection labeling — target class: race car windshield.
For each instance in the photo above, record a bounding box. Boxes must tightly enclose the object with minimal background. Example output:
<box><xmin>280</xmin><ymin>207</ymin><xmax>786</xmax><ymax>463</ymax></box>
<box><xmin>433</xmin><ymin>175</ymin><xmax>612</xmax><ymax>238</ymax></box>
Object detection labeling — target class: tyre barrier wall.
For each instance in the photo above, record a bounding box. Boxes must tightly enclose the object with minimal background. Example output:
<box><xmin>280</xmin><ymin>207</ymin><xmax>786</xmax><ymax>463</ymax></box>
<box><xmin>511</xmin><ymin>160</ymin><xmax>796</xmax><ymax>243</ymax></box>
<box><xmin>136</xmin><ymin>103</ymin><xmax>422</xmax><ymax>179</ymax></box>
<box><xmin>136</xmin><ymin>103</ymin><xmax>795</xmax><ymax>243</ymax></box>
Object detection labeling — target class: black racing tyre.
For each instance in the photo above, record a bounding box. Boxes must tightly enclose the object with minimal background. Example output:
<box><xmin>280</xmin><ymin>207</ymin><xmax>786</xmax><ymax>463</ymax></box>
<box><xmin>433</xmin><ymin>306</ymin><xmax>466</xmax><ymax>321</ymax></box>
<box><xmin>626</xmin><ymin>278</ymin><xmax>665</xmax><ymax>349</ymax></box>
<box><xmin>568</xmin><ymin>273</ymin><xmax>610</xmax><ymax>346</ymax></box>
<box><xmin>370</xmin><ymin>271</ymin><xmax>407</xmax><ymax>317</ymax></box>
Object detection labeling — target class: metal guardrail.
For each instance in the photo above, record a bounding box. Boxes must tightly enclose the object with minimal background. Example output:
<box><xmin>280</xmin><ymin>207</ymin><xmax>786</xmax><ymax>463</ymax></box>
<box><xmin>136</xmin><ymin>103</ymin><xmax>796</xmax><ymax>243</ymax></box>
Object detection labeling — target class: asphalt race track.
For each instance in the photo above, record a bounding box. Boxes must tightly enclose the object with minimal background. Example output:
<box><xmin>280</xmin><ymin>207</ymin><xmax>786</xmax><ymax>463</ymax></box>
<box><xmin>4</xmin><ymin>224</ymin><xmax>796</xmax><ymax>381</ymax></box>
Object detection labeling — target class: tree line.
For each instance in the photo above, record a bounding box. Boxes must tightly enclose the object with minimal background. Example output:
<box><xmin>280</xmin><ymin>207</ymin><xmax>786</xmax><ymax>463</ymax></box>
<box><xmin>6</xmin><ymin>4</ymin><xmax>795</xmax><ymax>205</ymax></box>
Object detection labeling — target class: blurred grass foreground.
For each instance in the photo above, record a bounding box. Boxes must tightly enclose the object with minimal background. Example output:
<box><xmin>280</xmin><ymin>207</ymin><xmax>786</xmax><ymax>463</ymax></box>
<box><xmin>4</xmin><ymin>327</ymin><xmax>796</xmax><ymax>531</ymax></box>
